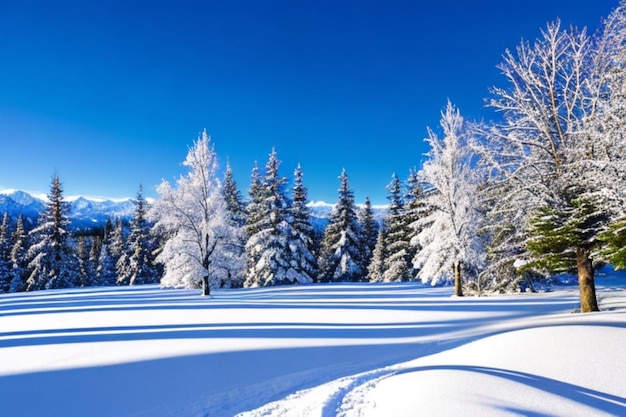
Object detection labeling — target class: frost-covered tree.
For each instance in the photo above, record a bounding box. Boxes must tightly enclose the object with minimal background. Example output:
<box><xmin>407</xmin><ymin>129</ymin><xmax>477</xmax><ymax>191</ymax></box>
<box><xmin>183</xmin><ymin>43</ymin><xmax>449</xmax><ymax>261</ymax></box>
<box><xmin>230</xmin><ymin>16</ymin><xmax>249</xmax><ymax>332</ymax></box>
<box><xmin>381</xmin><ymin>174</ymin><xmax>412</xmax><ymax>282</ymax></box>
<box><xmin>413</xmin><ymin>102</ymin><xmax>486</xmax><ymax>296</ymax></box>
<box><xmin>473</xmin><ymin>19</ymin><xmax>618</xmax><ymax>310</ymax></box>
<box><xmin>0</xmin><ymin>213</ymin><xmax>12</xmax><ymax>293</ymax></box>
<box><xmin>9</xmin><ymin>214</ymin><xmax>28</xmax><ymax>292</ymax></box>
<box><xmin>223</xmin><ymin>161</ymin><xmax>247</xmax><ymax>228</ymax></box>
<box><xmin>318</xmin><ymin>169</ymin><xmax>363</xmax><ymax>282</ymax></box>
<box><xmin>367</xmin><ymin>227</ymin><xmax>387</xmax><ymax>282</ymax></box>
<box><xmin>244</xmin><ymin>149</ymin><xmax>310</xmax><ymax>286</ymax></box>
<box><xmin>404</xmin><ymin>168</ymin><xmax>430</xmax><ymax>279</ymax></box>
<box><xmin>288</xmin><ymin>164</ymin><xmax>318</xmax><ymax>283</ymax></box>
<box><xmin>26</xmin><ymin>174</ymin><xmax>80</xmax><ymax>291</ymax></box>
<box><xmin>95</xmin><ymin>219</ymin><xmax>119</xmax><ymax>286</ymax></box>
<box><xmin>358</xmin><ymin>197</ymin><xmax>379</xmax><ymax>274</ymax></box>
<box><xmin>117</xmin><ymin>185</ymin><xmax>159</xmax><ymax>286</ymax></box>
<box><xmin>221</xmin><ymin>161</ymin><xmax>247</xmax><ymax>287</ymax></box>
<box><xmin>151</xmin><ymin>131</ymin><xmax>243</xmax><ymax>295</ymax></box>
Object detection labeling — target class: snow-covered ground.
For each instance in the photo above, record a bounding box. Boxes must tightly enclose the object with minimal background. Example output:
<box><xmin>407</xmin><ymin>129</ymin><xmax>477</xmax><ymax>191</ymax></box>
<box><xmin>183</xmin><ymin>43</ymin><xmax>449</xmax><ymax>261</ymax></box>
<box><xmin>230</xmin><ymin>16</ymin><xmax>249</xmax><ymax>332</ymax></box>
<box><xmin>1</xmin><ymin>273</ymin><xmax>624</xmax><ymax>417</ymax></box>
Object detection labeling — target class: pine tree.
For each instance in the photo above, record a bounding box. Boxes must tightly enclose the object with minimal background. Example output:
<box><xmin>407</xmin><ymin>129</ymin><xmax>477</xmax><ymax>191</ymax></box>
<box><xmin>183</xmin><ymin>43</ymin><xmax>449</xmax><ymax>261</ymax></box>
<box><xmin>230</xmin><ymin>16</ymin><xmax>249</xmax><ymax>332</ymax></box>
<box><xmin>9</xmin><ymin>215</ymin><xmax>28</xmax><ymax>292</ymax></box>
<box><xmin>599</xmin><ymin>216</ymin><xmax>626</xmax><ymax>270</ymax></box>
<box><xmin>223</xmin><ymin>161</ymin><xmax>247</xmax><ymax>228</ymax></box>
<box><xmin>244</xmin><ymin>149</ymin><xmax>304</xmax><ymax>286</ymax></box>
<box><xmin>117</xmin><ymin>185</ymin><xmax>158</xmax><ymax>285</ymax></box>
<box><xmin>317</xmin><ymin>169</ymin><xmax>363</xmax><ymax>282</ymax></box>
<box><xmin>26</xmin><ymin>174</ymin><xmax>80</xmax><ymax>291</ymax></box>
<box><xmin>221</xmin><ymin>161</ymin><xmax>247</xmax><ymax>287</ymax></box>
<box><xmin>96</xmin><ymin>218</ymin><xmax>119</xmax><ymax>286</ymax></box>
<box><xmin>0</xmin><ymin>213</ymin><xmax>12</xmax><ymax>293</ymax></box>
<box><xmin>382</xmin><ymin>174</ymin><xmax>412</xmax><ymax>282</ymax></box>
<box><xmin>288</xmin><ymin>164</ymin><xmax>318</xmax><ymax>283</ymax></box>
<box><xmin>367</xmin><ymin>227</ymin><xmax>387</xmax><ymax>282</ymax></box>
<box><xmin>358</xmin><ymin>197</ymin><xmax>379</xmax><ymax>275</ymax></box>
<box><xmin>404</xmin><ymin>168</ymin><xmax>430</xmax><ymax>279</ymax></box>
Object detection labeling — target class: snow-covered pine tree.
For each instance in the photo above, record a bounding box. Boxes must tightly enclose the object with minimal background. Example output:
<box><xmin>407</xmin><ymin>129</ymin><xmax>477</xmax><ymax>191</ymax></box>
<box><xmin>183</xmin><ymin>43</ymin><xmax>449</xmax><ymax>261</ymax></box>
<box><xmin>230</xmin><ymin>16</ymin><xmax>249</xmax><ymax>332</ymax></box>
<box><xmin>223</xmin><ymin>161</ymin><xmax>247</xmax><ymax>228</ymax></box>
<box><xmin>413</xmin><ymin>102</ymin><xmax>486</xmax><ymax>296</ymax></box>
<box><xmin>244</xmin><ymin>149</ymin><xmax>306</xmax><ymax>286</ymax></box>
<box><xmin>150</xmin><ymin>131</ymin><xmax>242</xmax><ymax>295</ymax></box>
<box><xmin>367</xmin><ymin>227</ymin><xmax>387</xmax><ymax>282</ymax></box>
<box><xmin>26</xmin><ymin>174</ymin><xmax>80</xmax><ymax>291</ymax></box>
<box><xmin>117</xmin><ymin>185</ymin><xmax>159</xmax><ymax>285</ymax></box>
<box><xmin>317</xmin><ymin>169</ymin><xmax>363</xmax><ymax>282</ymax></box>
<box><xmin>0</xmin><ymin>213</ymin><xmax>12</xmax><ymax>293</ymax></box>
<box><xmin>358</xmin><ymin>197</ymin><xmax>379</xmax><ymax>275</ymax></box>
<box><xmin>381</xmin><ymin>174</ymin><xmax>412</xmax><ymax>282</ymax></box>
<box><xmin>404</xmin><ymin>168</ymin><xmax>430</xmax><ymax>279</ymax></box>
<box><xmin>221</xmin><ymin>161</ymin><xmax>247</xmax><ymax>287</ymax></box>
<box><xmin>525</xmin><ymin>195</ymin><xmax>606</xmax><ymax>278</ymax></box>
<box><xmin>95</xmin><ymin>218</ymin><xmax>119</xmax><ymax>286</ymax></box>
<box><xmin>9</xmin><ymin>214</ymin><xmax>28</xmax><ymax>292</ymax></box>
<box><xmin>288</xmin><ymin>164</ymin><xmax>318</xmax><ymax>283</ymax></box>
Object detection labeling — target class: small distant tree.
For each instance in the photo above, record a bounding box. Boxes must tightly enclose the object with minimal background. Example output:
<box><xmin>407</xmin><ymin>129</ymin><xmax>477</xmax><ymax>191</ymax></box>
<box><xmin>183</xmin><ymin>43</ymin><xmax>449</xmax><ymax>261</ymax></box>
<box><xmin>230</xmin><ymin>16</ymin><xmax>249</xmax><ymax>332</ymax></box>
<box><xmin>0</xmin><ymin>213</ymin><xmax>12</xmax><ymax>293</ymax></box>
<box><xmin>367</xmin><ymin>228</ymin><xmax>387</xmax><ymax>282</ymax></box>
<box><xmin>9</xmin><ymin>215</ymin><xmax>28</xmax><ymax>292</ymax></box>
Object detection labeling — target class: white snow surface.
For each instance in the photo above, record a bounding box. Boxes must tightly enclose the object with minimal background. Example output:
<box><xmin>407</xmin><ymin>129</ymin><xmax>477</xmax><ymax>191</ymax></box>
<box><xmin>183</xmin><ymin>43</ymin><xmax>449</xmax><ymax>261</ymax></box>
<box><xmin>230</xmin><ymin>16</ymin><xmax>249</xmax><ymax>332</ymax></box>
<box><xmin>1</xmin><ymin>274</ymin><xmax>625</xmax><ymax>417</ymax></box>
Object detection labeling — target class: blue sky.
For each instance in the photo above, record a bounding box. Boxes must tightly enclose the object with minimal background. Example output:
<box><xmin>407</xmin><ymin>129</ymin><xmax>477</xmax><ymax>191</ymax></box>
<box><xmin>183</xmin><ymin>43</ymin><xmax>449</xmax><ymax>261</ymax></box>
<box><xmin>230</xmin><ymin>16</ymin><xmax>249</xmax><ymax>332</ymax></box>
<box><xmin>0</xmin><ymin>0</ymin><xmax>618</xmax><ymax>205</ymax></box>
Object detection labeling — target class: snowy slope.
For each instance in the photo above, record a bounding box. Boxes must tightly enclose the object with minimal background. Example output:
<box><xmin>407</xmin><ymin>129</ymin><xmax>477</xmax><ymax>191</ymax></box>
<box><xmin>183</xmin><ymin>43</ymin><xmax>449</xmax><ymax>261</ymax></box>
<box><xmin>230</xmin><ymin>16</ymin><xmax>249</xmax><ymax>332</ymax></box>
<box><xmin>0</xmin><ymin>276</ymin><xmax>624</xmax><ymax>417</ymax></box>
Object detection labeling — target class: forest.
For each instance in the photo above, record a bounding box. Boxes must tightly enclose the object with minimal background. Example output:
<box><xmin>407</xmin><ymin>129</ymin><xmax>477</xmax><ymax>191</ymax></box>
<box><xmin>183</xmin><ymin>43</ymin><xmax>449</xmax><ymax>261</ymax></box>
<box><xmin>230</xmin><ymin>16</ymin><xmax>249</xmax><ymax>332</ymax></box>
<box><xmin>4</xmin><ymin>2</ymin><xmax>626</xmax><ymax>314</ymax></box>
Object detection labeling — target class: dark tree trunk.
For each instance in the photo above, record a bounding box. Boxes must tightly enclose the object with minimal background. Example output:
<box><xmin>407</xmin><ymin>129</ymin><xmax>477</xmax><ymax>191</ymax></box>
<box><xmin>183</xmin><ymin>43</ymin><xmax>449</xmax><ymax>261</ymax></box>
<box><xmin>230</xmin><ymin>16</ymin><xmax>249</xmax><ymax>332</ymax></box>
<box><xmin>576</xmin><ymin>248</ymin><xmax>598</xmax><ymax>312</ymax></box>
<box><xmin>454</xmin><ymin>260</ymin><xmax>463</xmax><ymax>297</ymax></box>
<box><xmin>202</xmin><ymin>275</ymin><xmax>210</xmax><ymax>296</ymax></box>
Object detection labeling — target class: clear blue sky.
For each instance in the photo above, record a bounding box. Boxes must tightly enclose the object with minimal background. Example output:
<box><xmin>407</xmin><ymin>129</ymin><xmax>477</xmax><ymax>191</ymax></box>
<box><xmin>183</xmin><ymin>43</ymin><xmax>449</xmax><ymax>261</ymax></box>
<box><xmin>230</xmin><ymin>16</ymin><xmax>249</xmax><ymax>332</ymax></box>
<box><xmin>0</xmin><ymin>0</ymin><xmax>618</xmax><ymax>205</ymax></box>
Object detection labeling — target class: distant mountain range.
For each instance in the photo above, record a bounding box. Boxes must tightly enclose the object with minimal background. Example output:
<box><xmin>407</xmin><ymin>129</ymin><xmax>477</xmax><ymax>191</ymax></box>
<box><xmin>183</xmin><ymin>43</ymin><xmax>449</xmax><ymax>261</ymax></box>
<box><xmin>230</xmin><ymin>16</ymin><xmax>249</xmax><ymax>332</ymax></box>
<box><xmin>0</xmin><ymin>190</ymin><xmax>387</xmax><ymax>231</ymax></box>
<box><xmin>0</xmin><ymin>190</ymin><xmax>136</xmax><ymax>229</ymax></box>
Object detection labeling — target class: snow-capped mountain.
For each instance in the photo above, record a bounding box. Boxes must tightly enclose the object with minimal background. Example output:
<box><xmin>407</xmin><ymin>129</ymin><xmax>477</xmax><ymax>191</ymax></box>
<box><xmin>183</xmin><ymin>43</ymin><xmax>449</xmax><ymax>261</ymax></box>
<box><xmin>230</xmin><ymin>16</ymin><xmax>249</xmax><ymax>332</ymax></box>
<box><xmin>0</xmin><ymin>190</ymin><xmax>135</xmax><ymax>229</ymax></box>
<box><xmin>0</xmin><ymin>190</ymin><xmax>387</xmax><ymax>231</ymax></box>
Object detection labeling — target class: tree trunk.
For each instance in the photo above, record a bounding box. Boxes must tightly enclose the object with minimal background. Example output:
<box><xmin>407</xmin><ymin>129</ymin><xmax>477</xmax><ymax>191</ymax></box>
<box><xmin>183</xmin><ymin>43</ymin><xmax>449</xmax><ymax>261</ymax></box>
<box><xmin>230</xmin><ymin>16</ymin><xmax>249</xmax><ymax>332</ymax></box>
<box><xmin>576</xmin><ymin>248</ymin><xmax>598</xmax><ymax>312</ymax></box>
<box><xmin>202</xmin><ymin>275</ymin><xmax>210</xmax><ymax>296</ymax></box>
<box><xmin>454</xmin><ymin>260</ymin><xmax>463</xmax><ymax>297</ymax></box>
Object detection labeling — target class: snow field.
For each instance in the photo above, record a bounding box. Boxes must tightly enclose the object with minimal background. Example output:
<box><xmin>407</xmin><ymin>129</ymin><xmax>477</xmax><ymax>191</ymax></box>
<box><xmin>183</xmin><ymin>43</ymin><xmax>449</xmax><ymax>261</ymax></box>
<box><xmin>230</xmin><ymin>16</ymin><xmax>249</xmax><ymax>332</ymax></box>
<box><xmin>0</xmin><ymin>278</ymin><xmax>624</xmax><ymax>417</ymax></box>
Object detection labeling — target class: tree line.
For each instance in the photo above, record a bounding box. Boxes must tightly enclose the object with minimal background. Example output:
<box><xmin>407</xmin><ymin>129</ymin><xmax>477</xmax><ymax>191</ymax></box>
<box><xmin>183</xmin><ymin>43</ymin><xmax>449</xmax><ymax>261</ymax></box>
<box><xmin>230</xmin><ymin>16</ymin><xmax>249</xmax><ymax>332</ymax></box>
<box><xmin>4</xmin><ymin>2</ymin><xmax>626</xmax><ymax>313</ymax></box>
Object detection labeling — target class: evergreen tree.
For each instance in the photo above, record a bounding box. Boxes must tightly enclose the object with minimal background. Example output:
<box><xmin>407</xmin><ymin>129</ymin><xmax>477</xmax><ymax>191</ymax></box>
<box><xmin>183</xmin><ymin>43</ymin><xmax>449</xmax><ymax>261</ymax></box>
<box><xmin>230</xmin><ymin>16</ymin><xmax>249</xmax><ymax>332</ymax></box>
<box><xmin>96</xmin><ymin>218</ymin><xmax>121</xmax><ymax>286</ymax></box>
<box><xmin>367</xmin><ymin>227</ymin><xmax>387</xmax><ymax>282</ymax></box>
<box><xmin>525</xmin><ymin>195</ymin><xmax>607</xmax><ymax>282</ymax></box>
<box><xmin>404</xmin><ymin>168</ymin><xmax>430</xmax><ymax>279</ymax></box>
<box><xmin>221</xmin><ymin>161</ymin><xmax>247</xmax><ymax>287</ymax></box>
<box><xmin>223</xmin><ymin>161</ymin><xmax>247</xmax><ymax>227</ymax></box>
<box><xmin>26</xmin><ymin>174</ymin><xmax>80</xmax><ymax>290</ymax></box>
<box><xmin>9</xmin><ymin>214</ymin><xmax>28</xmax><ymax>292</ymax></box>
<box><xmin>381</xmin><ymin>174</ymin><xmax>412</xmax><ymax>282</ymax></box>
<box><xmin>244</xmin><ymin>149</ymin><xmax>307</xmax><ymax>286</ymax></box>
<box><xmin>288</xmin><ymin>164</ymin><xmax>318</xmax><ymax>283</ymax></box>
<box><xmin>0</xmin><ymin>213</ymin><xmax>12</xmax><ymax>293</ymax></box>
<box><xmin>317</xmin><ymin>169</ymin><xmax>363</xmax><ymax>282</ymax></box>
<box><xmin>358</xmin><ymin>197</ymin><xmax>379</xmax><ymax>275</ymax></box>
<box><xmin>117</xmin><ymin>184</ymin><xmax>158</xmax><ymax>285</ymax></box>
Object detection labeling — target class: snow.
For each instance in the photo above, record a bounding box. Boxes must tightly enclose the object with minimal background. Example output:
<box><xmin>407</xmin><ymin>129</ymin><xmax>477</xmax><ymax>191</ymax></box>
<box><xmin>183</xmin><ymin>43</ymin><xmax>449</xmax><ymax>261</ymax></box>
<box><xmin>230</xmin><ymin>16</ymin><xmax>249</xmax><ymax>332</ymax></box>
<box><xmin>1</xmin><ymin>276</ymin><xmax>625</xmax><ymax>417</ymax></box>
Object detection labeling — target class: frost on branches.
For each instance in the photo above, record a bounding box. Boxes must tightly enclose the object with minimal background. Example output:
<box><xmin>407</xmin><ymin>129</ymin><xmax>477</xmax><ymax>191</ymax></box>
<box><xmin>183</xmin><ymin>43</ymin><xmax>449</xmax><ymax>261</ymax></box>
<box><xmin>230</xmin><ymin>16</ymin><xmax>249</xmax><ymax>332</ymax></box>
<box><xmin>472</xmin><ymin>15</ymin><xmax>626</xmax><ymax>310</ymax></box>
<box><xmin>412</xmin><ymin>102</ymin><xmax>485</xmax><ymax>295</ymax></box>
<box><xmin>150</xmin><ymin>131</ymin><xmax>244</xmax><ymax>295</ymax></box>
